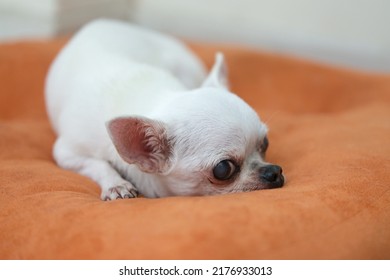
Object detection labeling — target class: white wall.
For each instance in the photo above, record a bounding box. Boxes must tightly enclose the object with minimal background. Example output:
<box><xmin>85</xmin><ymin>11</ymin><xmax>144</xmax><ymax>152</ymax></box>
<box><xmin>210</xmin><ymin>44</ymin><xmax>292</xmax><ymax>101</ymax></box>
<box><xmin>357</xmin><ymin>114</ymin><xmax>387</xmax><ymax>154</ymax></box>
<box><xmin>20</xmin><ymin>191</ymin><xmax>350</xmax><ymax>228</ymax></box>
<box><xmin>130</xmin><ymin>0</ymin><xmax>390</xmax><ymax>73</ymax></box>
<box><xmin>0</xmin><ymin>0</ymin><xmax>389</xmax><ymax>72</ymax></box>
<box><xmin>0</xmin><ymin>0</ymin><xmax>130</xmax><ymax>39</ymax></box>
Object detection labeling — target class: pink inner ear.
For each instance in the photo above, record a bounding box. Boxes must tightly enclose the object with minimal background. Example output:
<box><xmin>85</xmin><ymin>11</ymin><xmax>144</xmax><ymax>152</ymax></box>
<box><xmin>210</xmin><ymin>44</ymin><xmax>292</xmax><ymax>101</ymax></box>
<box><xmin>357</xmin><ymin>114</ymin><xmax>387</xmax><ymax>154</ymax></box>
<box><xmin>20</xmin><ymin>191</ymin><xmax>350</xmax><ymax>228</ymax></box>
<box><xmin>107</xmin><ymin>117</ymin><xmax>171</xmax><ymax>173</ymax></box>
<box><xmin>109</xmin><ymin>118</ymin><xmax>147</xmax><ymax>161</ymax></box>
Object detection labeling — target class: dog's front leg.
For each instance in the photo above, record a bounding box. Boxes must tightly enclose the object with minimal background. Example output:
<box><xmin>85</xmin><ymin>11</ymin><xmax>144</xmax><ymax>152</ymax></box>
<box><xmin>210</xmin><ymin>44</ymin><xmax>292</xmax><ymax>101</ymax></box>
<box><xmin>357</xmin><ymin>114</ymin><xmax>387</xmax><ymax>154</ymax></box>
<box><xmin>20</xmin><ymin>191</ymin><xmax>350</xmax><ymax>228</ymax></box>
<box><xmin>53</xmin><ymin>139</ymin><xmax>138</xmax><ymax>200</ymax></box>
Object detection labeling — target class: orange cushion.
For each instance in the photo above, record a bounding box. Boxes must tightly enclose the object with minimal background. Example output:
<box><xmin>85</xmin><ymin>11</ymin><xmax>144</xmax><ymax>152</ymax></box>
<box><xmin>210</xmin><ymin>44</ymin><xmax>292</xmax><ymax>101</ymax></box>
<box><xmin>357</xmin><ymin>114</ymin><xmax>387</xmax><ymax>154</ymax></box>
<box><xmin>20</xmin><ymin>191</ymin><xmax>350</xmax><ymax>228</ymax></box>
<box><xmin>0</xmin><ymin>39</ymin><xmax>389</xmax><ymax>259</ymax></box>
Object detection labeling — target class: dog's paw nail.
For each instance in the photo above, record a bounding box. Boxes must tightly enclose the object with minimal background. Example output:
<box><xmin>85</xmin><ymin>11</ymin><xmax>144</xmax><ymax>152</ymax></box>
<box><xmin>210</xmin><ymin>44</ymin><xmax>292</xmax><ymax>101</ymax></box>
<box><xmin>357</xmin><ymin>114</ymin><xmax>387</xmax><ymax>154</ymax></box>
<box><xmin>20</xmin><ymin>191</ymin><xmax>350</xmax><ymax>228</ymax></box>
<box><xmin>103</xmin><ymin>183</ymin><xmax>138</xmax><ymax>200</ymax></box>
<box><xmin>129</xmin><ymin>190</ymin><xmax>138</xmax><ymax>198</ymax></box>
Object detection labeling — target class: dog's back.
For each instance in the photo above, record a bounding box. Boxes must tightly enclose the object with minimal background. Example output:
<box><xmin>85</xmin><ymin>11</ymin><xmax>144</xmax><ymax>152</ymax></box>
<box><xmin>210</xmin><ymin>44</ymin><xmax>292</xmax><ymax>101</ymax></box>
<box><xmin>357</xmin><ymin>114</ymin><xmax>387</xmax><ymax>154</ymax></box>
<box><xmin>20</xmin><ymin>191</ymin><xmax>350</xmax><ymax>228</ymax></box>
<box><xmin>50</xmin><ymin>19</ymin><xmax>206</xmax><ymax>86</ymax></box>
<box><xmin>45</xmin><ymin>19</ymin><xmax>206</xmax><ymax>132</ymax></box>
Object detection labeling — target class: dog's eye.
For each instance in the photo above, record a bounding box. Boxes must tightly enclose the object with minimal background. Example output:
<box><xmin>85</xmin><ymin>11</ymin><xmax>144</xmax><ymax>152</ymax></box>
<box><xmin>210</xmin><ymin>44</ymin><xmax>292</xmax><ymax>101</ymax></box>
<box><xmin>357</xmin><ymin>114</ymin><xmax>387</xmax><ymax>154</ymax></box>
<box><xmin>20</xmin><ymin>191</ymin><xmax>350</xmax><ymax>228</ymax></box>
<box><xmin>213</xmin><ymin>160</ymin><xmax>237</xmax><ymax>181</ymax></box>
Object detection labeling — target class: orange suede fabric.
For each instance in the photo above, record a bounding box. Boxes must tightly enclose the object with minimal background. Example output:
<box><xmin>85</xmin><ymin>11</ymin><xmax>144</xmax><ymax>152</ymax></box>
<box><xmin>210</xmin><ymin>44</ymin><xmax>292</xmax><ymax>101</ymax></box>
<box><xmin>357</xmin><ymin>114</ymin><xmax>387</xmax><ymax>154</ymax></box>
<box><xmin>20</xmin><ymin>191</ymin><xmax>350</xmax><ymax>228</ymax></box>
<box><xmin>0</xmin><ymin>39</ymin><xmax>389</xmax><ymax>259</ymax></box>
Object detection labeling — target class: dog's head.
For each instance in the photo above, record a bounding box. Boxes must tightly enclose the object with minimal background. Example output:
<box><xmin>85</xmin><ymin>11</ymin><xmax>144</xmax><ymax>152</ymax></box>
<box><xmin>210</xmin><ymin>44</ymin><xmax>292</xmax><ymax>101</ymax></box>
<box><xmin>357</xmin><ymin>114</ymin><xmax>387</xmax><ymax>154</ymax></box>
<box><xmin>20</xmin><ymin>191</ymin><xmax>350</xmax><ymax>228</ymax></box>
<box><xmin>107</xmin><ymin>53</ymin><xmax>284</xmax><ymax>196</ymax></box>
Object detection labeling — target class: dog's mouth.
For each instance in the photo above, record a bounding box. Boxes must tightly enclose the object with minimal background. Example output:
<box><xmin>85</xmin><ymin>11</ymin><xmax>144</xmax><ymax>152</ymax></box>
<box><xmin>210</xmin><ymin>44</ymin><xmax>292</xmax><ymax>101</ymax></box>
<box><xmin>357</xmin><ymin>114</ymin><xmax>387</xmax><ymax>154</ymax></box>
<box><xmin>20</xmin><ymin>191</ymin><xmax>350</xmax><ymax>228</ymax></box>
<box><xmin>261</xmin><ymin>174</ymin><xmax>284</xmax><ymax>189</ymax></box>
<box><xmin>238</xmin><ymin>175</ymin><xmax>284</xmax><ymax>193</ymax></box>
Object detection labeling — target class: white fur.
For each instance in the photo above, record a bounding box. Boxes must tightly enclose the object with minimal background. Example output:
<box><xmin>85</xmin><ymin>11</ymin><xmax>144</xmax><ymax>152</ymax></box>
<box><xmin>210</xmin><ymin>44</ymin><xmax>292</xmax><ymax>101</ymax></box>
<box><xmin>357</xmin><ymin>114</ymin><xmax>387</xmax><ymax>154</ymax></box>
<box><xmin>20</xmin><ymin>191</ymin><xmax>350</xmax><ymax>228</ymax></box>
<box><xmin>46</xmin><ymin>19</ymin><xmax>281</xmax><ymax>200</ymax></box>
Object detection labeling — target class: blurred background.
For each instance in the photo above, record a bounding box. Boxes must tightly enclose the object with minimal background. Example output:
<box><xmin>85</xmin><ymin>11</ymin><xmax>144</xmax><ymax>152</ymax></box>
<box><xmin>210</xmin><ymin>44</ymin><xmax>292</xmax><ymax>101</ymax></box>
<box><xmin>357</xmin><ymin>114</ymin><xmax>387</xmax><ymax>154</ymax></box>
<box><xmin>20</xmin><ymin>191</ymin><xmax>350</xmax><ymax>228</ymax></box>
<box><xmin>0</xmin><ymin>0</ymin><xmax>389</xmax><ymax>73</ymax></box>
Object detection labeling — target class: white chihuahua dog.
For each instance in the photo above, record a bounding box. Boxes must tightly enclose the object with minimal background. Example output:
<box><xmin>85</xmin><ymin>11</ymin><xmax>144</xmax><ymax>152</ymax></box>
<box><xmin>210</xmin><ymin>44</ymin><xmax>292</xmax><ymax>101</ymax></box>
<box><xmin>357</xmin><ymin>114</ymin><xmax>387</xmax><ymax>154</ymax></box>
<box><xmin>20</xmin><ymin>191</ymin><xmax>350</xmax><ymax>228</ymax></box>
<box><xmin>45</xmin><ymin>19</ymin><xmax>284</xmax><ymax>200</ymax></box>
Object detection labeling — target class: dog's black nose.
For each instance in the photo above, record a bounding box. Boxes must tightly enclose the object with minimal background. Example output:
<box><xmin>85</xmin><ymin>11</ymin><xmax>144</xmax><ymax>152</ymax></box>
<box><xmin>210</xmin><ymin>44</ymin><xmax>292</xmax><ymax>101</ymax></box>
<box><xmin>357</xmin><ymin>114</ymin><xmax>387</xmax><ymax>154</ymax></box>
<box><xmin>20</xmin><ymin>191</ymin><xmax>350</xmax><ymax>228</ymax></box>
<box><xmin>259</xmin><ymin>165</ymin><xmax>284</xmax><ymax>188</ymax></box>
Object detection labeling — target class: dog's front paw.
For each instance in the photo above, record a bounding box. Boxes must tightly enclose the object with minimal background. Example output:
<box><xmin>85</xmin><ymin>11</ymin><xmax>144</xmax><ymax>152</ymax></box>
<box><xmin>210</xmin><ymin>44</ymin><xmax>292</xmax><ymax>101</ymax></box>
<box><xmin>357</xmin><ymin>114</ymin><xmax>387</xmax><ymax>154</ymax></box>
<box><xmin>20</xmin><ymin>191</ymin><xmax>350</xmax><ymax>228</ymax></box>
<box><xmin>102</xmin><ymin>182</ymin><xmax>138</xmax><ymax>200</ymax></box>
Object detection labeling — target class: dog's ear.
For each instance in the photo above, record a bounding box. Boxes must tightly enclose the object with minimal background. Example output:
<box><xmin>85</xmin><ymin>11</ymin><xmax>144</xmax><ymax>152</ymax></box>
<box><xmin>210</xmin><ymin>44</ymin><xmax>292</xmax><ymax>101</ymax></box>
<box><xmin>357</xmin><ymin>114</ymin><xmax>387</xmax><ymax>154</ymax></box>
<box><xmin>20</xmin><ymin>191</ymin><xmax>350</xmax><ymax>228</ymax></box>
<box><xmin>202</xmin><ymin>52</ymin><xmax>229</xmax><ymax>89</ymax></box>
<box><xmin>107</xmin><ymin>116</ymin><xmax>174</xmax><ymax>174</ymax></box>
